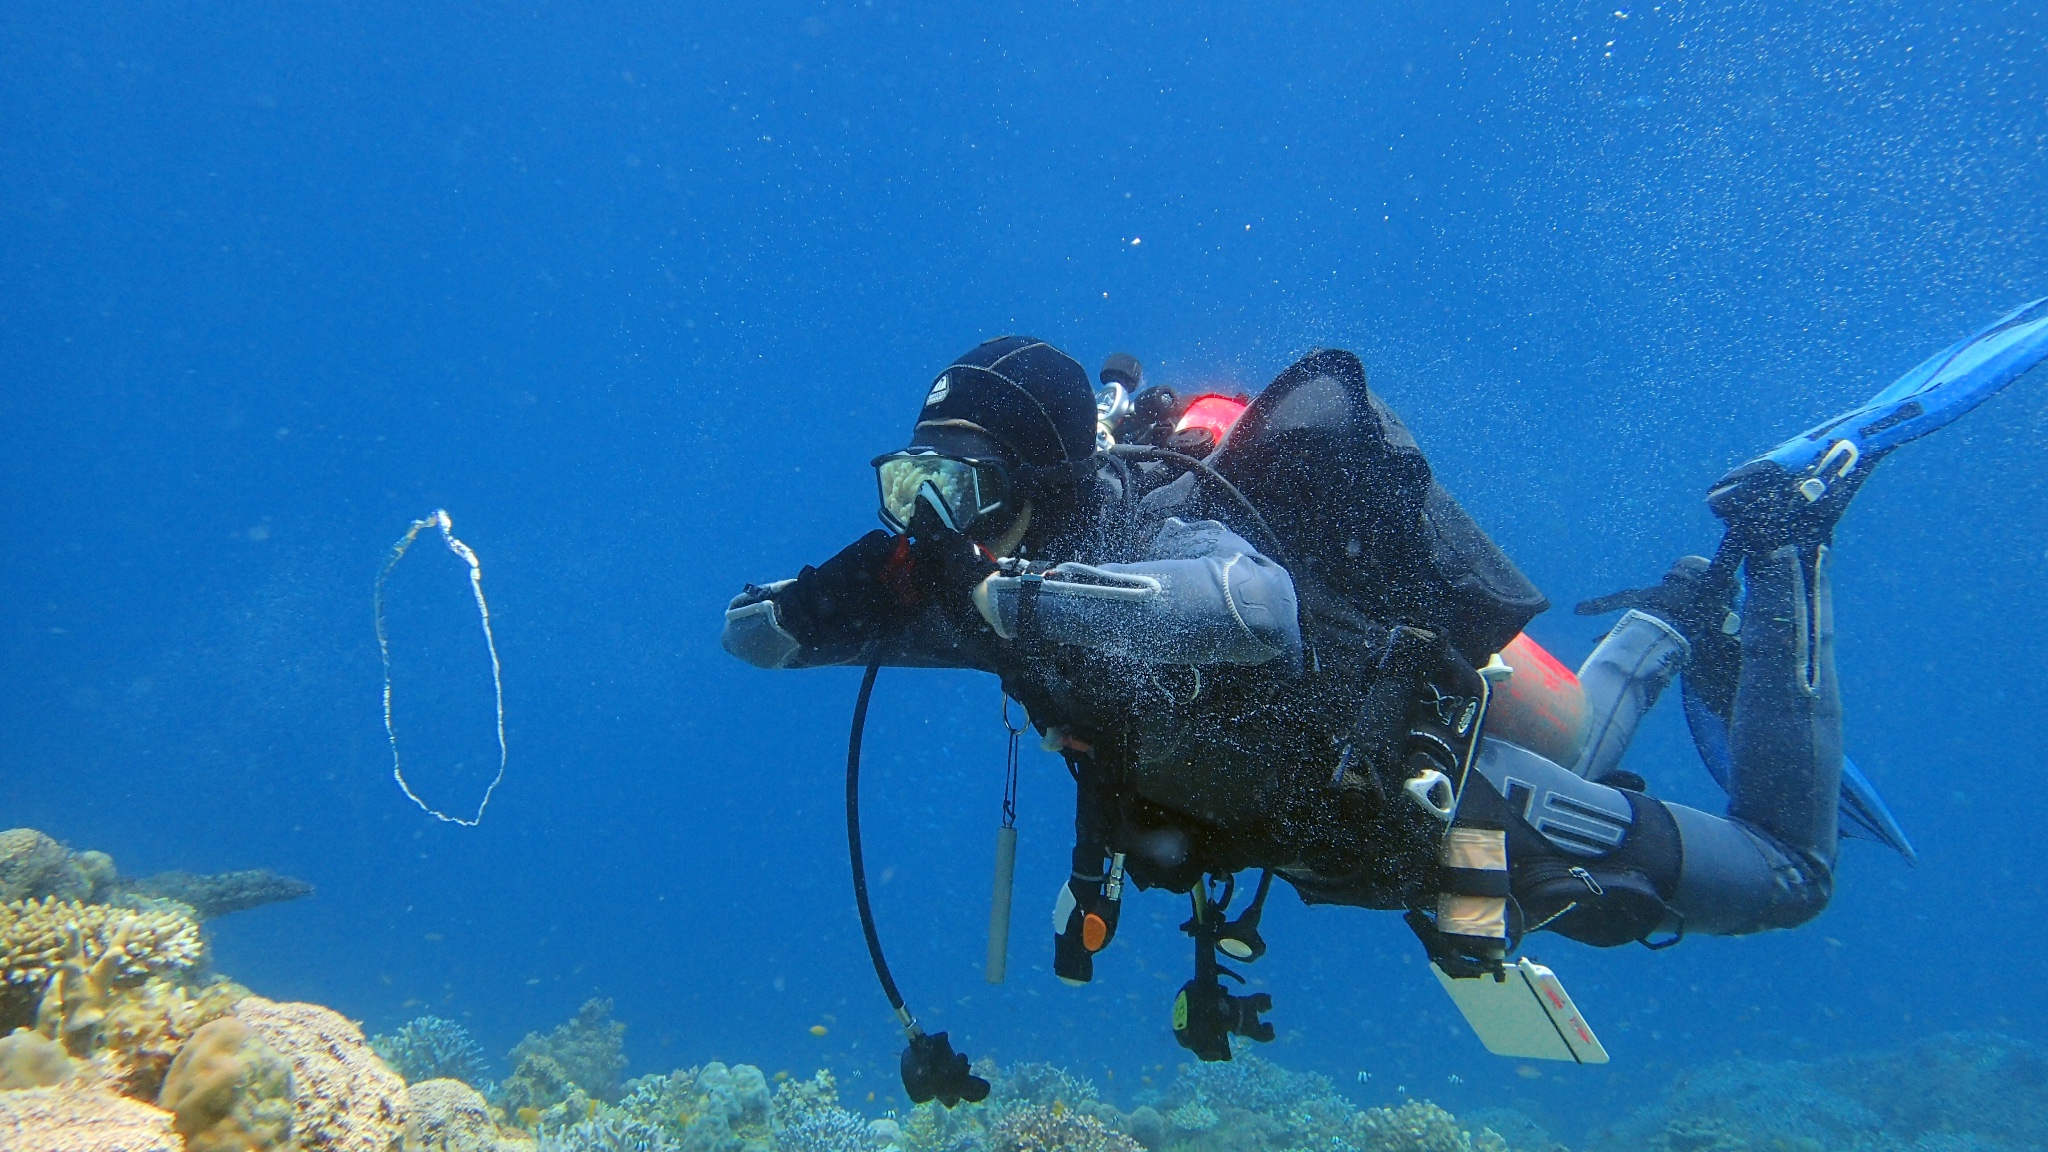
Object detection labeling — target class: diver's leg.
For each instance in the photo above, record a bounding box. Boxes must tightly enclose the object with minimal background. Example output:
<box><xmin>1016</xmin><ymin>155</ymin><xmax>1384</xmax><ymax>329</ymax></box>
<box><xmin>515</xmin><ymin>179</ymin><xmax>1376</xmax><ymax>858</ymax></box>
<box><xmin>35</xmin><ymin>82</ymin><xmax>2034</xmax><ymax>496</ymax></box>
<box><xmin>1728</xmin><ymin>544</ymin><xmax>1841</xmax><ymax>868</ymax></box>
<box><xmin>1571</xmin><ymin>610</ymin><xmax>1692</xmax><ymax>782</ymax></box>
<box><xmin>1666</xmin><ymin>543</ymin><xmax>1840</xmax><ymax>932</ymax></box>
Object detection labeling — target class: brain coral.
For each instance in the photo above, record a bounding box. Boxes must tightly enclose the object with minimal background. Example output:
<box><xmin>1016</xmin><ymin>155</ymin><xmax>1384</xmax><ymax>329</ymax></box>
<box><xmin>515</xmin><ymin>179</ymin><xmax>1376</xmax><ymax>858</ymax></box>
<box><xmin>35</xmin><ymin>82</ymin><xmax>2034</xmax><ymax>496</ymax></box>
<box><xmin>236</xmin><ymin>996</ymin><xmax>410</xmax><ymax>1152</ymax></box>
<box><xmin>1</xmin><ymin>897</ymin><xmax>204</xmax><ymax>989</ymax></box>
<box><xmin>0</xmin><ymin>1084</ymin><xmax>181</xmax><ymax>1152</ymax></box>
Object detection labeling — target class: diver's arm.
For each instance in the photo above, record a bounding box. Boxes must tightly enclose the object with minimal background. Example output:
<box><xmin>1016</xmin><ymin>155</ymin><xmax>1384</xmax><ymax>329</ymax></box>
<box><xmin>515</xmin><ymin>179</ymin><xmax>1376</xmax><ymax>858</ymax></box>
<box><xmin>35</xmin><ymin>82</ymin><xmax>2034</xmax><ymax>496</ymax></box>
<box><xmin>722</xmin><ymin>530</ymin><xmax>940</xmax><ymax>670</ymax></box>
<box><xmin>975</xmin><ymin>517</ymin><xmax>1302</xmax><ymax>665</ymax></box>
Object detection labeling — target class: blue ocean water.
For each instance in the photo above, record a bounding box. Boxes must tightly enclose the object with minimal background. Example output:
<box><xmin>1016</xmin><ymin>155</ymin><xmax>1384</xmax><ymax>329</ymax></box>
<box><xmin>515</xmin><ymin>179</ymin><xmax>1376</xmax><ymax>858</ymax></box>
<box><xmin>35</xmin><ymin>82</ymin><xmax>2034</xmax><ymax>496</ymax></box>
<box><xmin>4</xmin><ymin>0</ymin><xmax>2045</xmax><ymax>1141</ymax></box>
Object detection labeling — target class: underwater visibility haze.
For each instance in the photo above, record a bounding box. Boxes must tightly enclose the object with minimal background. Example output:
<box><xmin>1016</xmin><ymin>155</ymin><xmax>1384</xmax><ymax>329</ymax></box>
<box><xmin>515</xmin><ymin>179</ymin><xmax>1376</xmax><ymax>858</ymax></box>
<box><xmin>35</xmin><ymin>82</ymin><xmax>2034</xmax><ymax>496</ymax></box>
<box><xmin>5</xmin><ymin>2</ymin><xmax>2048</xmax><ymax>1150</ymax></box>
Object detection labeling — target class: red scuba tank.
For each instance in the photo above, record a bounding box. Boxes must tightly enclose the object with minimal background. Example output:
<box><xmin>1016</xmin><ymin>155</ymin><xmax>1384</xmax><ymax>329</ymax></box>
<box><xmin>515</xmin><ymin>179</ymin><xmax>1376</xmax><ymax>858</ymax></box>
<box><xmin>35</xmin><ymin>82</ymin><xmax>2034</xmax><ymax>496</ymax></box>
<box><xmin>1484</xmin><ymin>632</ymin><xmax>1588</xmax><ymax>768</ymax></box>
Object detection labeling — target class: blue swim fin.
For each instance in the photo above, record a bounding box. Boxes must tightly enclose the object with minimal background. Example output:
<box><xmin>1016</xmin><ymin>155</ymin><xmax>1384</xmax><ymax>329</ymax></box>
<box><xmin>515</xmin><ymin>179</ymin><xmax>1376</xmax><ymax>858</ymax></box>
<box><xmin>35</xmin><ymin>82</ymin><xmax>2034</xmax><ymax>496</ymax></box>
<box><xmin>1709</xmin><ymin>297</ymin><xmax>2048</xmax><ymax>538</ymax></box>
<box><xmin>1682</xmin><ymin>681</ymin><xmax>1917</xmax><ymax>862</ymax></box>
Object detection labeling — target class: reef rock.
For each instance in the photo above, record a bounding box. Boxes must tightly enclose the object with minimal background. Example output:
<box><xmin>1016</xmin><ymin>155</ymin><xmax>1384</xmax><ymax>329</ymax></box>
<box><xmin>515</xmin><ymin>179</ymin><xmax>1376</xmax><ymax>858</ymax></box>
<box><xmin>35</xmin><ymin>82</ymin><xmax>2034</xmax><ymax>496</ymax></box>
<box><xmin>407</xmin><ymin>1078</ymin><xmax>504</xmax><ymax>1152</ymax></box>
<box><xmin>113</xmin><ymin>869</ymin><xmax>315</xmax><ymax>922</ymax></box>
<box><xmin>236</xmin><ymin>996</ymin><xmax>409</xmax><ymax>1152</ymax></box>
<box><xmin>0</xmin><ymin>829</ymin><xmax>86</xmax><ymax>903</ymax></box>
<box><xmin>94</xmin><ymin>976</ymin><xmax>250</xmax><ymax>1100</ymax></box>
<box><xmin>158</xmin><ymin>1016</ymin><xmax>295</xmax><ymax>1152</ymax></box>
<box><xmin>0</xmin><ymin>1025</ymin><xmax>79</xmax><ymax>1088</ymax></box>
<box><xmin>506</xmin><ymin>998</ymin><xmax>627</xmax><ymax>1104</ymax></box>
<box><xmin>0</xmin><ymin>1084</ymin><xmax>181</xmax><ymax>1151</ymax></box>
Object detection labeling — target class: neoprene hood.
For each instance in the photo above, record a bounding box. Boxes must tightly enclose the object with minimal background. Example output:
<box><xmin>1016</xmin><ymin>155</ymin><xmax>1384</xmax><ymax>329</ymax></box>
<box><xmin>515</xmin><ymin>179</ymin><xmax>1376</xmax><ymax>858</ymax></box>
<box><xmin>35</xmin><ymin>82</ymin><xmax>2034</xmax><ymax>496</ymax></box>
<box><xmin>911</xmin><ymin>337</ymin><xmax>1097</xmax><ymax>473</ymax></box>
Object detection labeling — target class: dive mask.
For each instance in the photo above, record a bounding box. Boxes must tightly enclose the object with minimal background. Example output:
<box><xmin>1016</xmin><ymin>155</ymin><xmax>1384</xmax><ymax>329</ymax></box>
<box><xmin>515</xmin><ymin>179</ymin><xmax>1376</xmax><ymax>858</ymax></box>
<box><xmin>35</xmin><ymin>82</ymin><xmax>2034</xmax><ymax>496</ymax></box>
<box><xmin>873</xmin><ymin>449</ymin><xmax>1011</xmax><ymax>534</ymax></box>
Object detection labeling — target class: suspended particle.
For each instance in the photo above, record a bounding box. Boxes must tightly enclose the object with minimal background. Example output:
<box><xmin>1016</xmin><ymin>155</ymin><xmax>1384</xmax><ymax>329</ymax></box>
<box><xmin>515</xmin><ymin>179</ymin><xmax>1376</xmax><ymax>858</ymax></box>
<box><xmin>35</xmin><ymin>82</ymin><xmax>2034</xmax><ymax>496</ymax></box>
<box><xmin>373</xmin><ymin>509</ymin><xmax>507</xmax><ymax>826</ymax></box>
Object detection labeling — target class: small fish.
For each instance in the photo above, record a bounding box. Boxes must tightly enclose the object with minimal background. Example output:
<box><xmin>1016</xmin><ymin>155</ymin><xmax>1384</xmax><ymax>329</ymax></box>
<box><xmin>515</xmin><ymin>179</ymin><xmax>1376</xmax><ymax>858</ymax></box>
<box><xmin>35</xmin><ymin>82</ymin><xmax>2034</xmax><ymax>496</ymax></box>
<box><xmin>1357</xmin><ymin>1071</ymin><xmax>1373</xmax><ymax>1083</ymax></box>
<box><xmin>1447</xmin><ymin>1074</ymin><xmax>1463</xmax><ymax>1085</ymax></box>
<box><xmin>809</xmin><ymin>1024</ymin><xmax>829</xmax><ymax>1037</ymax></box>
<box><xmin>1517</xmin><ymin>1065</ymin><xmax>1544</xmax><ymax>1080</ymax></box>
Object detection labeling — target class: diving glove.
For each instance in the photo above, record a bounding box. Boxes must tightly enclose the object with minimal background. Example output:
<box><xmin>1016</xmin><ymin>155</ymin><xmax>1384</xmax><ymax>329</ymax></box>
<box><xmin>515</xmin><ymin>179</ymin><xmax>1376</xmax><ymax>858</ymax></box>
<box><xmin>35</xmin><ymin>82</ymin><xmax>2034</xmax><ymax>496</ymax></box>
<box><xmin>773</xmin><ymin>529</ymin><xmax>910</xmax><ymax>643</ymax></box>
<box><xmin>905</xmin><ymin>500</ymin><xmax>999</xmax><ymax>605</ymax></box>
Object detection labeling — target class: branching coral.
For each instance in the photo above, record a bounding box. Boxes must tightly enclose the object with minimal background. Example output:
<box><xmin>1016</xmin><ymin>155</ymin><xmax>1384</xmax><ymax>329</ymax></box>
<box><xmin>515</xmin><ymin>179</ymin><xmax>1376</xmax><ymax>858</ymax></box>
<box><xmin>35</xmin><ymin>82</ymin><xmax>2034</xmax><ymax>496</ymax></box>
<box><xmin>2</xmin><ymin>896</ymin><xmax>204</xmax><ymax>991</ymax></box>
<box><xmin>372</xmin><ymin>1015</ymin><xmax>489</xmax><ymax>1086</ymax></box>
<box><xmin>771</xmin><ymin>1069</ymin><xmax>875</xmax><ymax>1152</ymax></box>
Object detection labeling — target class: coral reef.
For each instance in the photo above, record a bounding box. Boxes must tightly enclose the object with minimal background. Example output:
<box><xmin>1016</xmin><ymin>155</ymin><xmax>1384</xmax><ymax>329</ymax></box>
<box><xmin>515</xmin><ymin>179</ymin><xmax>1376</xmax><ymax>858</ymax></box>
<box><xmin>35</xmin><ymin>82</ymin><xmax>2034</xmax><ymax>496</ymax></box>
<box><xmin>1592</xmin><ymin>1031</ymin><xmax>2048</xmax><ymax>1152</ymax></box>
<box><xmin>409</xmin><ymin>1077</ymin><xmax>528</xmax><ymax>1152</ymax></box>
<box><xmin>1355</xmin><ymin>1101</ymin><xmax>1504</xmax><ymax>1152</ymax></box>
<box><xmin>505</xmin><ymin>999</ymin><xmax>628</xmax><ymax>1107</ymax></box>
<box><xmin>988</xmin><ymin>1104</ymin><xmax>1142</xmax><ymax>1152</ymax></box>
<box><xmin>0</xmin><ymin>1025</ymin><xmax>79</xmax><ymax>1088</ymax></box>
<box><xmin>371</xmin><ymin>1015</ymin><xmax>489</xmax><ymax>1087</ymax></box>
<box><xmin>156</xmin><ymin>1016</ymin><xmax>295</xmax><ymax>1152</ymax></box>
<box><xmin>771</xmin><ymin>1069</ymin><xmax>871</xmax><ymax>1152</ymax></box>
<box><xmin>0</xmin><ymin>1083</ymin><xmax>182</xmax><ymax>1151</ymax></box>
<box><xmin>537</xmin><ymin>1116</ymin><xmax>678</xmax><ymax>1152</ymax></box>
<box><xmin>0</xmin><ymin>829</ymin><xmax>99</xmax><ymax>903</ymax></box>
<box><xmin>2</xmin><ymin>897</ymin><xmax>206</xmax><ymax>993</ymax></box>
<box><xmin>92</xmin><ymin>976</ymin><xmax>251</xmax><ymax>1099</ymax></box>
<box><xmin>234</xmin><ymin>996</ymin><xmax>409</xmax><ymax>1152</ymax></box>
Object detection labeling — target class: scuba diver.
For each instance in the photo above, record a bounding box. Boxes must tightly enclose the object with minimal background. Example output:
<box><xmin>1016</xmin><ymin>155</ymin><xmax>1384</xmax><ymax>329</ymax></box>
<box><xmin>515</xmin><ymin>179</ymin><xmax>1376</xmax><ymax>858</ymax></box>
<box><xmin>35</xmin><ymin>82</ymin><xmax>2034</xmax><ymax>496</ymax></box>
<box><xmin>722</xmin><ymin>302</ymin><xmax>2048</xmax><ymax>1103</ymax></box>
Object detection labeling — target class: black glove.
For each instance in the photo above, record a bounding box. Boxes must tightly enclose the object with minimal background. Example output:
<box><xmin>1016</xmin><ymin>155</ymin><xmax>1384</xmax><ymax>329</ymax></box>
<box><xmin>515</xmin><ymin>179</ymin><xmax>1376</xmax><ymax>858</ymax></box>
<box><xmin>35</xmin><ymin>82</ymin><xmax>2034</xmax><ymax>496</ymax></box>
<box><xmin>1574</xmin><ymin>554</ymin><xmax>1732</xmax><ymax>650</ymax></box>
<box><xmin>773</xmin><ymin>530</ymin><xmax>910</xmax><ymax>644</ymax></box>
<box><xmin>904</xmin><ymin>500</ymin><xmax>998</xmax><ymax>606</ymax></box>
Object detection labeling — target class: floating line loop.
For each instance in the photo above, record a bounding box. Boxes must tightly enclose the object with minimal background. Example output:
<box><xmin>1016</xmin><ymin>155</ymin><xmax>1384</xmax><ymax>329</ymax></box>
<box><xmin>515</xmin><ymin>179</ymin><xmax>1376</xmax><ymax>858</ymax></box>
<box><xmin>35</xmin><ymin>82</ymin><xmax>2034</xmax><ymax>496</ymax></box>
<box><xmin>374</xmin><ymin>509</ymin><xmax>507</xmax><ymax>826</ymax></box>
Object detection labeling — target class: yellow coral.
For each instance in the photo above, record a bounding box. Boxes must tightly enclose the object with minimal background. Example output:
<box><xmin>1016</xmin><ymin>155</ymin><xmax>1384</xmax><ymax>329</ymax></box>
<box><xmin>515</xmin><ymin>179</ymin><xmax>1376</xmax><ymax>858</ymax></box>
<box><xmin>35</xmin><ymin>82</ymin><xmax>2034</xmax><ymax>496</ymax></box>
<box><xmin>2</xmin><ymin>896</ymin><xmax>204</xmax><ymax>989</ymax></box>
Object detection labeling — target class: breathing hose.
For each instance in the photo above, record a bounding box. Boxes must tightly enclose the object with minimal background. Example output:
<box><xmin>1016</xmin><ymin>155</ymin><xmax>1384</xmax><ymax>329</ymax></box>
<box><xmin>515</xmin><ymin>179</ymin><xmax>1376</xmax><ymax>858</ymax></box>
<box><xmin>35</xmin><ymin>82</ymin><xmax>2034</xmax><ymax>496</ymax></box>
<box><xmin>845</xmin><ymin>648</ymin><xmax>991</xmax><ymax>1107</ymax></box>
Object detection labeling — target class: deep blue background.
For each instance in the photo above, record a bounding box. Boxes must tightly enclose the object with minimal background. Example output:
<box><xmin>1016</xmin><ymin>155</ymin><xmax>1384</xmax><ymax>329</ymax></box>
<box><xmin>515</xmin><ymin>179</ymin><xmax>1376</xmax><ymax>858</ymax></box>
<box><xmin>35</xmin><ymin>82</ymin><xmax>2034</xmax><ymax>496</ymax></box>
<box><xmin>5</xmin><ymin>0</ymin><xmax>2046</xmax><ymax>1138</ymax></box>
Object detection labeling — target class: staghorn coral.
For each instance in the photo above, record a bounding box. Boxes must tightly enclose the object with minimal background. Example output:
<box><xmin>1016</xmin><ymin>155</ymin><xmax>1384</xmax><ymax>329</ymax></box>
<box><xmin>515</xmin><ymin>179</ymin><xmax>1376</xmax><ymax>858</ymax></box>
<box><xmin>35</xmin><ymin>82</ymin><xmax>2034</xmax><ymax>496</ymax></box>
<box><xmin>988</xmin><ymin>1104</ymin><xmax>1141</xmax><ymax>1152</ymax></box>
<box><xmin>1</xmin><ymin>897</ymin><xmax>204</xmax><ymax>996</ymax></box>
<box><xmin>235</xmin><ymin>996</ymin><xmax>410</xmax><ymax>1152</ymax></box>
<box><xmin>93</xmin><ymin>976</ymin><xmax>250</xmax><ymax>1099</ymax></box>
<box><xmin>0</xmin><ymin>1083</ymin><xmax>182</xmax><ymax>1151</ymax></box>
<box><xmin>157</xmin><ymin>1015</ymin><xmax>295</xmax><ymax>1152</ymax></box>
<box><xmin>508</xmin><ymin>999</ymin><xmax>629</xmax><ymax>1105</ymax></box>
<box><xmin>372</xmin><ymin>1015</ymin><xmax>489</xmax><ymax>1086</ymax></box>
<box><xmin>0</xmin><ymin>1024</ymin><xmax>80</xmax><ymax>1087</ymax></box>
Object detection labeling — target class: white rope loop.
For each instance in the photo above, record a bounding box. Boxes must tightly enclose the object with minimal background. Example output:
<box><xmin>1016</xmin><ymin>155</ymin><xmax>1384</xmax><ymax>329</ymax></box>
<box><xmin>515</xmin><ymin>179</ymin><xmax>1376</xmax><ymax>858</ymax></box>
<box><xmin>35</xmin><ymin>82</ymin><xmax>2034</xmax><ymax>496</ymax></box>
<box><xmin>373</xmin><ymin>509</ymin><xmax>507</xmax><ymax>826</ymax></box>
